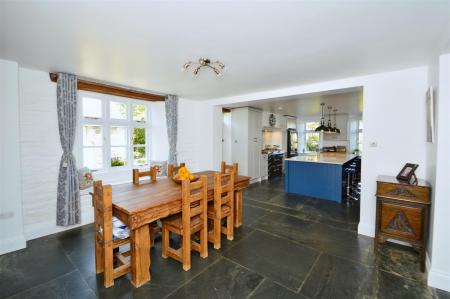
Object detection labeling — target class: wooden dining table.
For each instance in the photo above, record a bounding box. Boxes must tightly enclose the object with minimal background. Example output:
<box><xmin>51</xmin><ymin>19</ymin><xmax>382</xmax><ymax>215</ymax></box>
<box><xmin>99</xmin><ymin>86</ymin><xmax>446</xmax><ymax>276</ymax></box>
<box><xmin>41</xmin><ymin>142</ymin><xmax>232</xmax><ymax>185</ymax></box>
<box><xmin>110</xmin><ymin>170</ymin><xmax>251</xmax><ymax>287</ymax></box>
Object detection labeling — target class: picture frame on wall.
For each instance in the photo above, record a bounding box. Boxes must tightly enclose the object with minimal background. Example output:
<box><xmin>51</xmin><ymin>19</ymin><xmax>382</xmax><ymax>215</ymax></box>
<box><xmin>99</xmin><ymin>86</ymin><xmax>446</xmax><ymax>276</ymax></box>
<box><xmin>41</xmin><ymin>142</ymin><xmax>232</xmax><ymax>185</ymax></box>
<box><xmin>426</xmin><ymin>86</ymin><xmax>435</xmax><ymax>143</ymax></box>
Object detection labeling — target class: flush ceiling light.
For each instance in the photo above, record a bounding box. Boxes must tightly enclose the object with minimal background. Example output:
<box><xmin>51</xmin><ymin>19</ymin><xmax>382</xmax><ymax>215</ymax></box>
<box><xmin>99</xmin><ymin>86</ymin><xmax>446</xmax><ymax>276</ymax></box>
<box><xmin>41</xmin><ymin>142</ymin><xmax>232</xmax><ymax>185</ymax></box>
<box><xmin>182</xmin><ymin>58</ymin><xmax>225</xmax><ymax>77</ymax></box>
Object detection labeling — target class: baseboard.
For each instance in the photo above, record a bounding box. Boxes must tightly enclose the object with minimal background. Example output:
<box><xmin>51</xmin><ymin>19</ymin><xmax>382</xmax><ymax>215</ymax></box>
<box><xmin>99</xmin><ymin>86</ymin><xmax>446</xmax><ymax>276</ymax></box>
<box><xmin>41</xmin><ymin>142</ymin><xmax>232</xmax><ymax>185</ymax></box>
<box><xmin>0</xmin><ymin>235</ymin><xmax>26</xmax><ymax>255</ymax></box>
<box><xmin>428</xmin><ymin>267</ymin><xmax>450</xmax><ymax>292</ymax></box>
<box><xmin>357</xmin><ymin>222</ymin><xmax>375</xmax><ymax>237</ymax></box>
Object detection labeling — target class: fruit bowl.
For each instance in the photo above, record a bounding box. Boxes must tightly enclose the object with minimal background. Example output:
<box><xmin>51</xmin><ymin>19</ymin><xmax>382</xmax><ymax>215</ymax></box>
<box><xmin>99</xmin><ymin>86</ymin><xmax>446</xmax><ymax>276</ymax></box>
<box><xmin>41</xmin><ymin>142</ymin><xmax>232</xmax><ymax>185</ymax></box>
<box><xmin>171</xmin><ymin>175</ymin><xmax>200</xmax><ymax>184</ymax></box>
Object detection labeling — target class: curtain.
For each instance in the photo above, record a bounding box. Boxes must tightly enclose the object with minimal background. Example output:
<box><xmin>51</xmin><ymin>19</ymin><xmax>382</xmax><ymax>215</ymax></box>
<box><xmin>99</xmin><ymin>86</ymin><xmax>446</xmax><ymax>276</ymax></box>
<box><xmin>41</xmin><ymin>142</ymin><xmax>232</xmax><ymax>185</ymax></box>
<box><xmin>165</xmin><ymin>95</ymin><xmax>178</xmax><ymax>165</ymax></box>
<box><xmin>56</xmin><ymin>73</ymin><xmax>80</xmax><ymax>226</ymax></box>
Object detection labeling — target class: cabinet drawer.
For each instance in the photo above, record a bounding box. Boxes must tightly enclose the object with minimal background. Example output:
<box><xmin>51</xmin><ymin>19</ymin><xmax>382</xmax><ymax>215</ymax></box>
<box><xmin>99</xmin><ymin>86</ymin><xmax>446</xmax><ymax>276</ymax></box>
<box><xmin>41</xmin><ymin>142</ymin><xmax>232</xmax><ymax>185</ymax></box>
<box><xmin>377</xmin><ymin>182</ymin><xmax>430</xmax><ymax>204</ymax></box>
<box><xmin>380</xmin><ymin>201</ymin><xmax>423</xmax><ymax>241</ymax></box>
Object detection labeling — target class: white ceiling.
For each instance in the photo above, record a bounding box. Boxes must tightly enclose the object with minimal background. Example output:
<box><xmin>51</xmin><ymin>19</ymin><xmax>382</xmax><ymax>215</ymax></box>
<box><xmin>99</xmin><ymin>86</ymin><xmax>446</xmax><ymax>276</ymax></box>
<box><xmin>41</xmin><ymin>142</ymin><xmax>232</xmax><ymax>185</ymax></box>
<box><xmin>227</xmin><ymin>88</ymin><xmax>364</xmax><ymax>117</ymax></box>
<box><xmin>1</xmin><ymin>1</ymin><xmax>449</xmax><ymax>100</ymax></box>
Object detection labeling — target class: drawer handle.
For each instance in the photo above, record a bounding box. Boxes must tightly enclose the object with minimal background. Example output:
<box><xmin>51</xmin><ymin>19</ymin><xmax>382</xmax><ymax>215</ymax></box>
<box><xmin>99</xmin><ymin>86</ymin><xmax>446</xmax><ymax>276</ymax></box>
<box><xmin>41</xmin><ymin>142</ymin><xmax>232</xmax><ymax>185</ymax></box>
<box><xmin>386</xmin><ymin>187</ymin><xmax>416</xmax><ymax>198</ymax></box>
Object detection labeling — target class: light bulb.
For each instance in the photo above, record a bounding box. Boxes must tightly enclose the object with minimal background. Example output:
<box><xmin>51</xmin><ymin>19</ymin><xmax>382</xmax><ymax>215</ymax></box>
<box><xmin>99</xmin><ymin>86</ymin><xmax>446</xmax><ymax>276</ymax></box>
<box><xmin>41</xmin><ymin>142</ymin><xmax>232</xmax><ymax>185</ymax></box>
<box><xmin>193</xmin><ymin>66</ymin><xmax>201</xmax><ymax>75</ymax></box>
<box><xmin>182</xmin><ymin>62</ymin><xmax>191</xmax><ymax>70</ymax></box>
<box><xmin>213</xmin><ymin>68</ymin><xmax>222</xmax><ymax>76</ymax></box>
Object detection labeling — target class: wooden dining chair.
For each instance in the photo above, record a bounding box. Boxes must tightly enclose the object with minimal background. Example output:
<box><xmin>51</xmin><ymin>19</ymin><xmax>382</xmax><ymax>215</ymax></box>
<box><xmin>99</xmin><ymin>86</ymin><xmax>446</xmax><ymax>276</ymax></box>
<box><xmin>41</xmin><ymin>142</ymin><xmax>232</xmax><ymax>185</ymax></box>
<box><xmin>131</xmin><ymin>168</ymin><xmax>160</xmax><ymax>248</ymax></box>
<box><xmin>93</xmin><ymin>180</ymin><xmax>131</xmax><ymax>288</ymax></box>
<box><xmin>220</xmin><ymin>161</ymin><xmax>238</xmax><ymax>175</ymax></box>
<box><xmin>168</xmin><ymin>162</ymin><xmax>186</xmax><ymax>178</ymax></box>
<box><xmin>161</xmin><ymin>175</ymin><xmax>208</xmax><ymax>271</ymax></box>
<box><xmin>208</xmin><ymin>172</ymin><xmax>235</xmax><ymax>249</ymax></box>
<box><xmin>132</xmin><ymin>166</ymin><xmax>157</xmax><ymax>185</ymax></box>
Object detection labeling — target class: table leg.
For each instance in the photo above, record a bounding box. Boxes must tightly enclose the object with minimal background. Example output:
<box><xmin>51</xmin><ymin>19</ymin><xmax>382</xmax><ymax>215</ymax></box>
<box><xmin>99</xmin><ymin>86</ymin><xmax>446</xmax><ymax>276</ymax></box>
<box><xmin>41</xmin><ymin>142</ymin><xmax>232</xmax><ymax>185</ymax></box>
<box><xmin>234</xmin><ymin>190</ymin><xmax>243</xmax><ymax>228</ymax></box>
<box><xmin>131</xmin><ymin>225</ymin><xmax>151</xmax><ymax>287</ymax></box>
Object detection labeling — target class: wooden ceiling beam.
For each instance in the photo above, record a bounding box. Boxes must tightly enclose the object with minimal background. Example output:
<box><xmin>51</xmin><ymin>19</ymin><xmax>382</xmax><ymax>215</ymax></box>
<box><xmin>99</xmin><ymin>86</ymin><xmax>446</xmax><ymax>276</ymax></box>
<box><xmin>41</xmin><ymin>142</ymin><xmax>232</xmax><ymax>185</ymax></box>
<box><xmin>49</xmin><ymin>73</ymin><xmax>166</xmax><ymax>102</ymax></box>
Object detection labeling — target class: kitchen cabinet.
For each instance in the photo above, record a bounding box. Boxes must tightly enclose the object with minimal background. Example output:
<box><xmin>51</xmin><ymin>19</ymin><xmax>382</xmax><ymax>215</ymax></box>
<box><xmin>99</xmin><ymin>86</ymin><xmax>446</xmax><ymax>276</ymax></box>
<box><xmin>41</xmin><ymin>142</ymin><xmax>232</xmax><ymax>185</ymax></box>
<box><xmin>231</xmin><ymin>107</ymin><xmax>262</xmax><ymax>182</ymax></box>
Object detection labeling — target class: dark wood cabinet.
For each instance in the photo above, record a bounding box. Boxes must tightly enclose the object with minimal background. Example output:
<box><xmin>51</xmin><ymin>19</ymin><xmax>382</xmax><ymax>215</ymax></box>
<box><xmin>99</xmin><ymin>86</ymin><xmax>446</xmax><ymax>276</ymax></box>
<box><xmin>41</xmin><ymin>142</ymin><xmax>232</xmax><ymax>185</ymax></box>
<box><xmin>375</xmin><ymin>175</ymin><xmax>431</xmax><ymax>272</ymax></box>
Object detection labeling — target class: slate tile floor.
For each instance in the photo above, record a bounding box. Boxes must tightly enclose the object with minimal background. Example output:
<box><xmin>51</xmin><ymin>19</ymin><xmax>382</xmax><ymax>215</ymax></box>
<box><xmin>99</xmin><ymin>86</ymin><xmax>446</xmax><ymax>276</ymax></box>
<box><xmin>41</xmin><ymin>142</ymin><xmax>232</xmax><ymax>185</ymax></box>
<box><xmin>1</xmin><ymin>177</ymin><xmax>449</xmax><ymax>299</ymax></box>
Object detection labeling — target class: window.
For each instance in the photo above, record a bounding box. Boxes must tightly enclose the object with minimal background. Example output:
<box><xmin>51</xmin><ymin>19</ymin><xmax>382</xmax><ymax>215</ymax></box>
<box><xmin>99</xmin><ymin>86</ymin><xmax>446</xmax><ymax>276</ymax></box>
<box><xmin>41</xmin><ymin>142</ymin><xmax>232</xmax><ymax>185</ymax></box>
<box><xmin>79</xmin><ymin>92</ymin><xmax>151</xmax><ymax>171</ymax></box>
<box><xmin>304</xmin><ymin>122</ymin><xmax>320</xmax><ymax>152</ymax></box>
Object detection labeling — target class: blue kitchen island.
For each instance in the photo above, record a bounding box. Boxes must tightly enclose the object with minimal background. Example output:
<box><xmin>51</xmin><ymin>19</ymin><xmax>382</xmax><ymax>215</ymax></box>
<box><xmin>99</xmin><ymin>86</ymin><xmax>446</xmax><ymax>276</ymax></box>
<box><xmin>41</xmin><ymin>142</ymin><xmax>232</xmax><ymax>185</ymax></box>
<box><xmin>285</xmin><ymin>153</ymin><xmax>357</xmax><ymax>202</ymax></box>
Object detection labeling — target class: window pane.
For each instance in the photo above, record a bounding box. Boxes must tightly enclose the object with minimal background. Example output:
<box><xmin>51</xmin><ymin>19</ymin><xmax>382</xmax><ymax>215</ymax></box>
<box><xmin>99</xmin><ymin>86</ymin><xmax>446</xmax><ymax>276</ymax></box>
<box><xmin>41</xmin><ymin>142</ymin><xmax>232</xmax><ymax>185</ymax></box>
<box><xmin>83</xmin><ymin>148</ymin><xmax>103</xmax><ymax>170</ymax></box>
<box><xmin>83</xmin><ymin>125</ymin><xmax>102</xmax><ymax>146</ymax></box>
<box><xmin>110</xmin><ymin>101</ymin><xmax>127</xmax><ymax>120</ymax></box>
<box><xmin>359</xmin><ymin>121</ymin><xmax>363</xmax><ymax>130</ymax></box>
<box><xmin>133</xmin><ymin>128</ymin><xmax>146</xmax><ymax>145</ymax></box>
<box><xmin>133</xmin><ymin>147</ymin><xmax>147</xmax><ymax>165</ymax></box>
<box><xmin>82</xmin><ymin>97</ymin><xmax>102</xmax><ymax>118</ymax></box>
<box><xmin>305</xmin><ymin>122</ymin><xmax>320</xmax><ymax>131</ymax></box>
<box><xmin>110</xmin><ymin>126</ymin><xmax>127</xmax><ymax>146</ymax></box>
<box><xmin>111</xmin><ymin>147</ymin><xmax>127</xmax><ymax>167</ymax></box>
<box><xmin>306</xmin><ymin>132</ymin><xmax>319</xmax><ymax>151</ymax></box>
<box><xmin>133</xmin><ymin>104</ymin><xmax>147</xmax><ymax>122</ymax></box>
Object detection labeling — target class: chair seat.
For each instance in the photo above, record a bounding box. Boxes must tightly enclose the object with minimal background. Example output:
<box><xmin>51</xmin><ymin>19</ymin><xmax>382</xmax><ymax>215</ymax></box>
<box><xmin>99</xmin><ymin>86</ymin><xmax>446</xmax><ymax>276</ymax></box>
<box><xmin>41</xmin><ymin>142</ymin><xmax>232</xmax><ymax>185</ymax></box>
<box><xmin>162</xmin><ymin>213</ymin><xmax>203</xmax><ymax>232</ymax></box>
<box><xmin>207</xmin><ymin>205</ymin><xmax>231</xmax><ymax>218</ymax></box>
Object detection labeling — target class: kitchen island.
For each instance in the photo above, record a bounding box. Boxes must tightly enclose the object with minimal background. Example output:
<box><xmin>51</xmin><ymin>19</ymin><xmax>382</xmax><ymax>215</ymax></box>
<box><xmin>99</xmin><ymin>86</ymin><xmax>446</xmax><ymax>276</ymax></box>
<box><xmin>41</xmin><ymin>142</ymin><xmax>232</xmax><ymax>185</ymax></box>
<box><xmin>285</xmin><ymin>153</ymin><xmax>357</xmax><ymax>202</ymax></box>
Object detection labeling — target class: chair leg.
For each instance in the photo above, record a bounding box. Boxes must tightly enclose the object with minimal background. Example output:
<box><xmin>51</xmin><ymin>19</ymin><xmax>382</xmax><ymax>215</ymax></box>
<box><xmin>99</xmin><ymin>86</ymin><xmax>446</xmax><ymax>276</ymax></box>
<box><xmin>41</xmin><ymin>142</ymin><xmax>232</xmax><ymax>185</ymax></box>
<box><xmin>149</xmin><ymin>224</ymin><xmax>154</xmax><ymax>248</ymax></box>
<box><xmin>214</xmin><ymin>217</ymin><xmax>221</xmax><ymax>249</ymax></box>
<box><xmin>200</xmin><ymin>222</ymin><xmax>208</xmax><ymax>258</ymax></box>
<box><xmin>182</xmin><ymin>233</ymin><xmax>191</xmax><ymax>271</ymax></box>
<box><xmin>162</xmin><ymin>225</ymin><xmax>169</xmax><ymax>259</ymax></box>
<box><xmin>103</xmin><ymin>245</ymin><xmax>114</xmax><ymax>288</ymax></box>
<box><xmin>226</xmin><ymin>214</ymin><xmax>234</xmax><ymax>241</ymax></box>
<box><xmin>95</xmin><ymin>239</ymin><xmax>104</xmax><ymax>274</ymax></box>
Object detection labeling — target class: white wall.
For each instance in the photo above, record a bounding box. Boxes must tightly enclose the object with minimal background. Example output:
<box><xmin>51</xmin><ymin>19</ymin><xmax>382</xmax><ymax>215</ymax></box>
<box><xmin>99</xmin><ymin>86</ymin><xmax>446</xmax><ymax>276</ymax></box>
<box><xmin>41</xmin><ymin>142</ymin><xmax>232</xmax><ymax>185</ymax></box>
<box><xmin>18</xmin><ymin>68</ymin><xmax>93</xmax><ymax>240</ymax></box>
<box><xmin>428</xmin><ymin>53</ymin><xmax>450</xmax><ymax>292</ymax></box>
<box><xmin>208</xmin><ymin>66</ymin><xmax>430</xmax><ymax>239</ymax></box>
<box><xmin>0</xmin><ymin>59</ymin><xmax>26</xmax><ymax>254</ymax></box>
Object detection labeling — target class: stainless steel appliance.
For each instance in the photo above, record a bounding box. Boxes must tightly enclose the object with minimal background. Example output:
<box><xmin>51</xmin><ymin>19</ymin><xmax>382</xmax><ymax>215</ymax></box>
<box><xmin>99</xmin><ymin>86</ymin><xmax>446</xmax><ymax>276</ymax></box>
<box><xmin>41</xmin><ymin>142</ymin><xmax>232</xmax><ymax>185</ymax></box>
<box><xmin>287</xmin><ymin>128</ymin><xmax>298</xmax><ymax>158</ymax></box>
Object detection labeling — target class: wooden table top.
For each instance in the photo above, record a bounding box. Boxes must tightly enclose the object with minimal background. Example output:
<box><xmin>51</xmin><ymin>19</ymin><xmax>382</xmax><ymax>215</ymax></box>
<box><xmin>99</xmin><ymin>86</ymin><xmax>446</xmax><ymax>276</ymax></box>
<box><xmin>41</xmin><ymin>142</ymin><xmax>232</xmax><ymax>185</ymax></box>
<box><xmin>111</xmin><ymin>171</ymin><xmax>250</xmax><ymax>229</ymax></box>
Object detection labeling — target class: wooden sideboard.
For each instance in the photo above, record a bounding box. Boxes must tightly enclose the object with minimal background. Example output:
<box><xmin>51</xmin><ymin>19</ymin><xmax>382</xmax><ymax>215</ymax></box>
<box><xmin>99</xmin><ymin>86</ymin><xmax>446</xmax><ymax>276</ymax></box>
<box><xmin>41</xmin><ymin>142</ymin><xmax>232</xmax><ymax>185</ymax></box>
<box><xmin>374</xmin><ymin>175</ymin><xmax>431</xmax><ymax>272</ymax></box>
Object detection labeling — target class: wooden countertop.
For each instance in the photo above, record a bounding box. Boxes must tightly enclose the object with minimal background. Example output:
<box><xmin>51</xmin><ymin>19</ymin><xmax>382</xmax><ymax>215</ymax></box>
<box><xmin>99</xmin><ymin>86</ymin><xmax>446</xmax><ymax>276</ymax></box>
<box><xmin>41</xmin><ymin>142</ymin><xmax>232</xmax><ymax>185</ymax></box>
<box><xmin>285</xmin><ymin>153</ymin><xmax>358</xmax><ymax>165</ymax></box>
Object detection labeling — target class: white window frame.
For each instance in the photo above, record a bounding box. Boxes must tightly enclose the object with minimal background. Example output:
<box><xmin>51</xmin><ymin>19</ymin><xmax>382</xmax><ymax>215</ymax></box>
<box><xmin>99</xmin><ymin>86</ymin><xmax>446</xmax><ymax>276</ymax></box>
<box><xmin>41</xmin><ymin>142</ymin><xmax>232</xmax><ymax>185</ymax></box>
<box><xmin>303</xmin><ymin>121</ymin><xmax>320</xmax><ymax>153</ymax></box>
<box><xmin>76</xmin><ymin>91</ymin><xmax>151</xmax><ymax>173</ymax></box>
<box><xmin>357</xmin><ymin>120</ymin><xmax>363</xmax><ymax>153</ymax></box>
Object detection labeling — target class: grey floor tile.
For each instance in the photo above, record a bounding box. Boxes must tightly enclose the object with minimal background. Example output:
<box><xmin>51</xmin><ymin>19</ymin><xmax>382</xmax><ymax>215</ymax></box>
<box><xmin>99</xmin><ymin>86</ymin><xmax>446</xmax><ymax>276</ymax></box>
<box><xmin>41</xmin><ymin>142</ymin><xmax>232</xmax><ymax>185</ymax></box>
<box><xmin>0</xmin><ymin>236</ymin><xmax>75</xmax><ymax>298</ymax></box>
<box><xmin>7</xmin><ymin>270</ymin><xmax>96</xmax><ymax>299</ymax></box>
<box><xmin>224</xmin><ymin>230</ymin><xmax>320</xmax><ymax>292</ymax></box>
<box><xmin>249</xmin><ymin>279</ymin><xmax>306</xmax><ymax>299</ymax></box>
<box><xmin>253</xmin><ymin>212</ymin><xmax>374</xmax><ymax>265</ymax></box>
<box><xmin>166</xmin><ymin>258</ymin><xmax>263</xmax><ymax>299</ymax></box>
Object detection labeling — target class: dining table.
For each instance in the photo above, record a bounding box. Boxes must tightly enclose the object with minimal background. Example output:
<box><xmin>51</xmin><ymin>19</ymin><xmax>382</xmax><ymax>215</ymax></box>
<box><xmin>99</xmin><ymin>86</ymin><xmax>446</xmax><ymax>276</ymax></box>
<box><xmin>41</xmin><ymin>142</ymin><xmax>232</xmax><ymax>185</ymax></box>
<box><xmin>110</xmin><ymin>170</ymin><xmax>251</xmax><ymax>287</ymax></box>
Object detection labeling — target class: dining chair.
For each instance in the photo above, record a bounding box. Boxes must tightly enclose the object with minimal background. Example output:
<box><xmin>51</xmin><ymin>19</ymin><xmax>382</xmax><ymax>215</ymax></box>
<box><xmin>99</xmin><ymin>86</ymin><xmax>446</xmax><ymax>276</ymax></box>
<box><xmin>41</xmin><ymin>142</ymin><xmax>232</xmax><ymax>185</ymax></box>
<box><xmin>161</xmin><ymin>175</ymin><xmax>208</xmax><ymax>271</ymax></box>
<box><xmin>168</xmin><ymin>162</ymin><xmax>186</xmax><ymax>178</ymax></box>
<box><xmin>132</xmin><ymin>166</ymin><xmax>157</xmax><ymax>185</ymax></box>
<box><xmin>220</xmin><ymin>161</ymin><xmax>238</xmax><ymax>175</ymax></box>
<box><xmin>93</xmin><ymin>180</ymin><xmax>131</xmax><ymax>288</ymax></box>
<box><xmin>208</xmin><ymin>172</ymin><xmax>235</xmax><ymax>249</ymax></box>
<box><xmin>131</xmin><ymin>168</ymin><xmax>160</xmax><ymax>248</ymax></box>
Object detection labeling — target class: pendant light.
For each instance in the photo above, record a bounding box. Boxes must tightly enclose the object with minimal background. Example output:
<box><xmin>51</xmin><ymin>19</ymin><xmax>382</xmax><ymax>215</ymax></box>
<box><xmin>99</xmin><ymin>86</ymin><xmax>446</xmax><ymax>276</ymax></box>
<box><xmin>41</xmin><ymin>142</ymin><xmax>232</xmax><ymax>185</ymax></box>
<box><xmin>332</xmin><ymin>109</ymin><xmax>341</xmax><ymax>134</ymax></box>
<box><xmin>326</xmin><ymin>106</ymin><xmax>334</xmax><ymax>133</ymax></box>
<box><xmin>315</xmin><ymin>103</ymin><xmax>330</xmax><ymax>132</ymax></box>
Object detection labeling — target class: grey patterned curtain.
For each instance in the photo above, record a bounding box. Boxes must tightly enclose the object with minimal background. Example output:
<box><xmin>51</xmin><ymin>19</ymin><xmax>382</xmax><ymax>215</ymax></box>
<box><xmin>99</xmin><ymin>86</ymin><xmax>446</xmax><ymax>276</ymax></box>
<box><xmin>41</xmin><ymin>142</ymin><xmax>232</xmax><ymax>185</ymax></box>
<box><xmin>56</xmin><ymin>73</ymin><xmax>80</xmax><ymax>226</ymax></box>
<box><xmin>165</xmin><ymin>95</ymin><xmax>178</xmax><ymax>165</ymax></box>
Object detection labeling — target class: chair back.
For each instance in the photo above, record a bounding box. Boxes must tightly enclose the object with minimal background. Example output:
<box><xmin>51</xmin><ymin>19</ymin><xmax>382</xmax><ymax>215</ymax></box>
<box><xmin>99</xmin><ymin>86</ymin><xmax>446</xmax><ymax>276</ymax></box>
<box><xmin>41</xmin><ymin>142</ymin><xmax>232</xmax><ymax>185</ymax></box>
<box><xmin>93</xmin><ymin>180</ymin><xmax>113</xmax><ymax>249</ymax></box>
<box><xmin>214</xmin><ymin>172</ymin><xmax>235</xmax><ymax>209</ymax></box>
<box><xmin>181</xmin><ymin>176</ymin><xmax>208</xmax><ymax>230</ymax></box>
<box><xmin>168</xmin><ymin>162</ymin><xmax>186</xmax><ymax>178</ymax></box>
<box><xmin>220</xmin><ymin>161</ymin><xmax>238</xmax><ymax>175</ymax></box>
<box><xmin>132</xmin><ymin>166</ymin><xmax>157</xmax><ymax>185</ymax></box>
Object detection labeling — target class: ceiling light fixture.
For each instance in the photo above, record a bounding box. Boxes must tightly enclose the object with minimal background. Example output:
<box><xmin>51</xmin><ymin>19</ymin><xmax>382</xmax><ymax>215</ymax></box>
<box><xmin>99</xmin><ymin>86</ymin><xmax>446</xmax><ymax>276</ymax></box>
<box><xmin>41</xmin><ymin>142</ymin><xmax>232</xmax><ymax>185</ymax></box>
<box><xmin>332</xmin><ymin>109</ymin><xmax>341</xmax><ymax>134</ymax></box>
<box><xmin>182</xmin><ymin>58</ymin><xmax>225</xmax><ymax>77</ymax></box>
<box><xmin>315</xmin><ymin>103</ymin><xmax>330</xmax><ymax>133</ymax></box>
